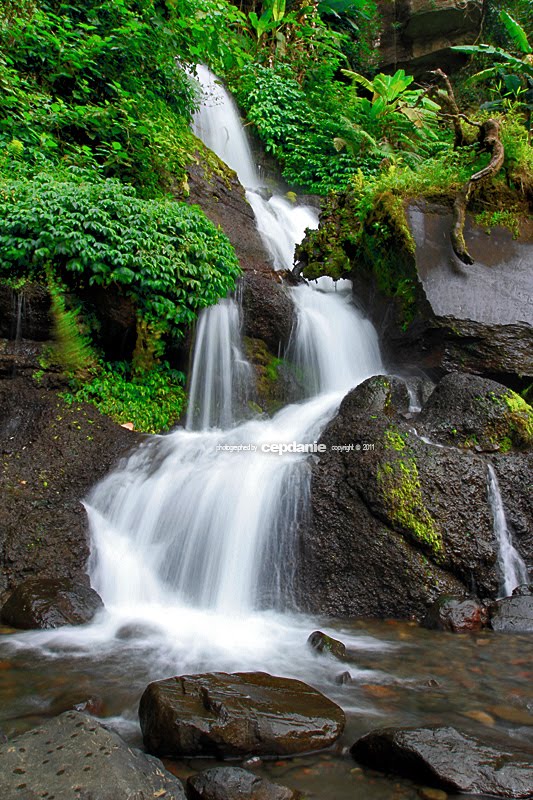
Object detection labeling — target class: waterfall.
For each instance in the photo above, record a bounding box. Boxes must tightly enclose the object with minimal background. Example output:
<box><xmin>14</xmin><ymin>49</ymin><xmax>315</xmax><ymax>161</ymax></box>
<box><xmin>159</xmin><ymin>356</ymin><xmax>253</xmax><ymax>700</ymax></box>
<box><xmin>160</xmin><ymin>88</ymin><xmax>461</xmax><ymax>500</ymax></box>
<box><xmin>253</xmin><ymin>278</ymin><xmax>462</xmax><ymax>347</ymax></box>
<box><xmin>192</xmin><ymin>64</ymin><xmax>319</xmax><ymax>271</ymax></box>
<box><xmin>185</xmin><ymin>298</ymin><xmax>253</xmax><ymax>431</ymax></box>
<box><xmin>487</xmin><ymin>464</ymin><xmax>529</xmax><ymax>598</ymax></box>
<box><xmin>79</xmin><ymin>68</ymin><xmax>385</xmax><ymax>625</ymax></box>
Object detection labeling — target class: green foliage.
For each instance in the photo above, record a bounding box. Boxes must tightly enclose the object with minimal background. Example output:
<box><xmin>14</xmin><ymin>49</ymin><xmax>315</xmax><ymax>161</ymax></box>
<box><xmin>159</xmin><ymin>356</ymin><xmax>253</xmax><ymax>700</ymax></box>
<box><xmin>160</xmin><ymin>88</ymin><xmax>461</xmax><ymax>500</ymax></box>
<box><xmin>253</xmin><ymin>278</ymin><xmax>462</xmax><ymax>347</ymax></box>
<box><xmin>336</xmin><ymin>69</ymin><xmax>442</xmax><ymax>165</ymax></box>
<box><xmin>232</xmin><ymin>63</ymin><xmax>379</xmax><ymax>193</ymax></box>
<box><xmin>0</xmin><ymin>170</ymin><xmax>241</xmax><ymax>339</ymax></box>
<box><xmin>47</xmin><ymin>279</ymin><xmax>95</xmax><ymax>375</ymax></box>
<box><xmin>63</xmin><ymin>361</ymin><xmax>186</xmax><ymax>434</ymax></box>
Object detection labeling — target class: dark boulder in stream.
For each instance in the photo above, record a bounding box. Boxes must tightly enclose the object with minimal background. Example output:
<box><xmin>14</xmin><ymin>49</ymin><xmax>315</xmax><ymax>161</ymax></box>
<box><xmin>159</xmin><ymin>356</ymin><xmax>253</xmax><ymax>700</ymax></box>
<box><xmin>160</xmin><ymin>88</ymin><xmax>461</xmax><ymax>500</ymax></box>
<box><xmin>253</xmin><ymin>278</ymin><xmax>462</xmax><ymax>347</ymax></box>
<box><xmin>139</xmin><ymin>671</ymin><xmax>345</xmax><ymax>758</ymax></box>
<box><xmin>0</xmin><ymin>576</ymin><xmax>103</xmax><ymax>629</ymax></box>
<box><xmin>0</xmin><ymin>711</ymin><xmax>186</xmax><ymax>800</ymax></box>
<box><xmin>187</xmin><ymin>766</ymin><xmax>299</xmax><ymax>800</ymax></box>
<box><xmin>422</xmin><ymin>595</ymin><xmax>489</xmax><ymax>633</ymax></box>
<box><xmin>351</xmin><ymin>725</ymin><xmax>533</xmax><ymax>798</ymax></box>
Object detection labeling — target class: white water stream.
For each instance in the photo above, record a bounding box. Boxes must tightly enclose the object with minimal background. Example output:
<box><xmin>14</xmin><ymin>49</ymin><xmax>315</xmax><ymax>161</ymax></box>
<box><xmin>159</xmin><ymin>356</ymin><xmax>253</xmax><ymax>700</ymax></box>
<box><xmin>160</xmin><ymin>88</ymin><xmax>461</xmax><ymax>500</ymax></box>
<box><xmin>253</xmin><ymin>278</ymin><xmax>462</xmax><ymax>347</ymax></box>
<box><xmin>487</xmin><ymin>464</ymin><xmax>529</xmax><ymax>598</ymax></box>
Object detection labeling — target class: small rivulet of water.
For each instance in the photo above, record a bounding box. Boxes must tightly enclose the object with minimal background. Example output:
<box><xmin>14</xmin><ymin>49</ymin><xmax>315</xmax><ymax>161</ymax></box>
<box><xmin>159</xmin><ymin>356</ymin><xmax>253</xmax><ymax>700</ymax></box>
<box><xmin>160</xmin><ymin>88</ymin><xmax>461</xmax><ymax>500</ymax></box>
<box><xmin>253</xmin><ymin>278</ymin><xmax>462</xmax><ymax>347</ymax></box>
<box><xmin>487</xmin><ymin>463</ymin><xmax>529</xmax><ymax>598</ymax></box>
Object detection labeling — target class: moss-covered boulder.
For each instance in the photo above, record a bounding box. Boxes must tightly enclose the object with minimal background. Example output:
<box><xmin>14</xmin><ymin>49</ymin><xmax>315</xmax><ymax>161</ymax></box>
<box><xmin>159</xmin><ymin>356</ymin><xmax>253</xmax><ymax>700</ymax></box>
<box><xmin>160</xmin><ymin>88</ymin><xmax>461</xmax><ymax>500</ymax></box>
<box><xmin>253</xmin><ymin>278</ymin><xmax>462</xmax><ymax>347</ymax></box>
<box><xmin>418</xmin><ymin>373</ymin><xmax>533</xmax><ymax>453</ymax></box>
<box><xmin>243</xmin><ymin>336</ymin><xmax>303</xmax><ymax>414</ymax></box>
<box><xmin>296</xmin><ymin>373</ymin><xmax>531</xmax><ymax>619</ymax></box>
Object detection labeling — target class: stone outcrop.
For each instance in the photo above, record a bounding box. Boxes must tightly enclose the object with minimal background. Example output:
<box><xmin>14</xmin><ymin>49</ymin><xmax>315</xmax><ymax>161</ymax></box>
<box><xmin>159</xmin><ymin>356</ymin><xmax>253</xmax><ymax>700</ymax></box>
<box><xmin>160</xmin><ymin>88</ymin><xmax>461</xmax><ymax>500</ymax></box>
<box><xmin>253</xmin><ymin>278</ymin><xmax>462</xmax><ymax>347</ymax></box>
<box><xmin>0</xmin><ymin>711</ymin><xmax>186</xmax><ymax>800</ymax></box>
<box><xmin>490</xmin><ymin>589</ymin><xmax>533</xmax><ymax>633</ymax></box>
<box><xmin>377</xmin><ymin>0</ymin><xmax>484</xmax><ymax>74</ymax></box>
<box><xmin>139</xmin><ymin>671</ymin><xmax>345</xmax><ymax>758</ymax></box>
<box><xmin>0</xmin><ymin>351</ymin><xmax>140</xmax><ymax>604</ymax></box>
<box><xmin>351</xmin><ymin>726</ymin><xmax>533</xmax><ymax>798</ymax></box>
<box><xmin>296</xmin><ymin>373</ymin><xmax>532</xmax><ymax>619</ymax></box>
<box><xmin>186</xmin><ymin>141</ymin><xmax>298</xmax><ymax>378</ymax></box>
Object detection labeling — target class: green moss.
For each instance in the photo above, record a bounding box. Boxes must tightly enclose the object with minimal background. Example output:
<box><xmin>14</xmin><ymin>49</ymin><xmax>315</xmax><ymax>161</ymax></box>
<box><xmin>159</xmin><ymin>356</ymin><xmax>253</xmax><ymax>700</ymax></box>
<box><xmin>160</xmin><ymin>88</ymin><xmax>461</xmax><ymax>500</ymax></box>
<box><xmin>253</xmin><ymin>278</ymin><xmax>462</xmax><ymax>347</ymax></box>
<box><xmin>474</xmin><ymin>209</ymin><xmax>522</xmax><ymax>238</ymax></box>
<box><xmin>378</xmin><ymin>435</ymin><xmax>443</xmax><ymax>556</ymax></box>
<box><xmin>503</xmin><ymin>390</ymin><xmax>533</xmax><ymax>446</ymax></box>
<box><xmin>243</xmin><ymin>336</ymin><xmax>295</xmax><ymax>415</ymax></box>
<box><xmin>384</xmin><ymin>426</ymin><xmax>408</xmax><ymax>452</ymax></box>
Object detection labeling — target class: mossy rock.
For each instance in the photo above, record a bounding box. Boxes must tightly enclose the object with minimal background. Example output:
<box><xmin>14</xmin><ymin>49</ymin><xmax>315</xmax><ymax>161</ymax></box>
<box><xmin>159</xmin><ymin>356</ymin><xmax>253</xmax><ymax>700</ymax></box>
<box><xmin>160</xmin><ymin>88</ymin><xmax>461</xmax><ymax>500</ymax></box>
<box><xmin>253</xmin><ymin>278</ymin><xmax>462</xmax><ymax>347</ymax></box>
<box><xmin>243</xmin><ymin>336</ymin><xmax>303</xmax><ymax>414</ymax></box>
<box><xmin>419</xmin><ymin>373</ymin><xmax>533</xmax><ymax>452</ymax></box>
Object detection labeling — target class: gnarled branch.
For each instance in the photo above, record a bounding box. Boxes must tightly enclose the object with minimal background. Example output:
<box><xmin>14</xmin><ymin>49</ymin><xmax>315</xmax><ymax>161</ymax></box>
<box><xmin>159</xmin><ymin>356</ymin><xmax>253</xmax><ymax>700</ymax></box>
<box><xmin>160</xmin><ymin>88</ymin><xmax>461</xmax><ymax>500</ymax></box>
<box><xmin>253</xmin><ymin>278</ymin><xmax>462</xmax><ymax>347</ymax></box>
<box><xmin>451</xmin><ymin>118</ymin><xmax>505</xmax><ymax>265</ymax></box>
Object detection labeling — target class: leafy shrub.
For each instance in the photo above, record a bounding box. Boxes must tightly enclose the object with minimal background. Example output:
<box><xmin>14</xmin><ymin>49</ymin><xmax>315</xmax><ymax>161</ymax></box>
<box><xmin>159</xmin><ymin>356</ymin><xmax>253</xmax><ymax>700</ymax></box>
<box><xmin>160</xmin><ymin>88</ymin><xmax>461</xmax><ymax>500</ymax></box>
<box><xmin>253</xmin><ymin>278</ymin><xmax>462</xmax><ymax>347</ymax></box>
<box><xmin>62</xmin><ymin>361</ymin><xmax>187</xmax><ymax>434</ymax></box>
<box><xmin>0</xmin><ymin>170</ymin><xmax>241</xmax><ymax>339</ymax></box>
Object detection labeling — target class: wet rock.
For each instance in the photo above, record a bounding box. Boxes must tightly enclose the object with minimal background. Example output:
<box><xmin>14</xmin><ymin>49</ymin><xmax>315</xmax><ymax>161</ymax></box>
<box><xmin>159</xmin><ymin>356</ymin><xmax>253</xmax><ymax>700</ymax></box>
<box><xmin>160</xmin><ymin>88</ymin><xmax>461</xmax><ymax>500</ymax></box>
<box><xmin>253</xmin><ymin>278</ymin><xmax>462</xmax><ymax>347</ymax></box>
<box><xmin>139</xmin><ymin>671</ymin><xmax>345</xmax><ymax>758</ymax></box>
<box><xmin>418</xmin><ymin>373</ymin><xmax>533</xmax><ymax>451</ymax></box>
<box><xmin>0</xmin><ymin>711</ymin><xmax>186</xmax><ymax>800</ymax></box>
<box><xmin>513</xmin><ymin>584</ymin><xmax>533</xmax><ymax>596</ymax></box>
<box><xmin>377</xmin><ymin>0</ymin><xmax>483</xmax><ymax>74</ymax></box>
<box><xmin>241</xmin><ymin>272</ymin><xmax>294</xmax><ymax>354</ymax></box>
<box><xmin>297</xmin><ymin>375</ymin><xmax>501</xmax><ymax>619</ymax></box>
<box><xmin>0</xmin><ymin>282</ymin><xmax>51</xmax><ymax>341</ymax></box>
<box><xmin>73</xmin><ymin>695</ymin><xmax>106</xmax><ymax>716</ymax></box>
<box><xmin>400</xmin><ymin>203</ymin><xmax>533</xmax><ymax>383</ymax></box>
<box><xmin>0</xmin><ymin>577</ymin><xmax>103</xmax><ymax>629</ymax></box>
<box><xmin>185</xmin><ymin>144</ymin><xmax>274</xmax><ymax>277</ymax></box>
<box><xmin>0</xmin><ymin>372</ymin><xmax>139</xmax><ymax>603</ymax></box>
<box><xmin>307</xmin><ymin>631</ymin><xmax>347</xmax><ymax>659</ymax></box>
<box><xmin>490</xmin><ymin>595</ymin><xmax>533</xmax><ymax>633</ymax></box>
<box><xmin>351</xmin><ymin>726</ymin><xmax>533</xmax><ymax>798</ymax></box>
<box><xmin>187</xmin><ymin>766</ymin><xmax>298</xmax><ymax>800</ymax></box>
<box><xmin>243</xmin><ymin>336</ymin><xmax>303</xmax><ymax>414</ymax></box>
<box><xmin>335</xmin><ymin>671</ymin><xmax>353</xmax><ymax>686</ymax></box>
<box><xmin>422</xmin><ymin>595</ymin><xmax>489</xmax><ymax>633</ymax></box>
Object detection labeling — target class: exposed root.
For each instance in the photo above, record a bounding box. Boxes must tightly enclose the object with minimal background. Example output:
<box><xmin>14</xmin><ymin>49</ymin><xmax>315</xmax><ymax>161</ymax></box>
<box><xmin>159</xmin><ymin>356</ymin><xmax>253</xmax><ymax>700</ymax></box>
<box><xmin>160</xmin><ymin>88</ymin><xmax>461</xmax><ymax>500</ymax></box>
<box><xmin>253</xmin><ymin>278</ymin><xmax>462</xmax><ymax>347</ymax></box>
<box><xmin>452</xmin><ymin>119</ymin><xmax>505</xmax><ymax>265</ymax></box>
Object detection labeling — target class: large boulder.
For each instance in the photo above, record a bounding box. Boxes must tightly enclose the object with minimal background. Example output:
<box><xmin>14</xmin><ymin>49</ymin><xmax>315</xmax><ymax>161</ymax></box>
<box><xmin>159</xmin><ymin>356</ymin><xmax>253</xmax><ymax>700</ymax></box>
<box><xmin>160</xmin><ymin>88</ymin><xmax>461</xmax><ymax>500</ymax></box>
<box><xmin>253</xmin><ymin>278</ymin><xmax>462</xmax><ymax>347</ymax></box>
<box><xmin>397</xmin><ymin>203</ymin><xmax>533</xmax><ymax>383</ymax></box>
<box><xmin>296</xmin><ymin>373</ymin><xmax>532</xmax><ymax>619</ymax></box>
<box><xmin>351</xmin><ymin>726</ymin><xmax>533</xmax><ymax>798</ymax></box>
<box><xmin>241</xmin><ymin>272</ymin><xmax>294</xmax><ymax>354</ymax></box>
<box><xmin>0</xmin><ymin>711</ymin><xmax>186</xmax><ymax>800</ymax></box>
<box><xmin>418</xmin><ymin>372</ymin><xmax>533</xmax><ymax>452</ymax></box>
<box><xmin>139</xmin><ymin>671</ymin><xmax>345</xmax><ymax>758</ymax></box>
<box><xmin>0</xmin><ymin>577</ymin><xmax>103</xmax><ymax>629</ymax></box>
<box><xmin>185</xmin><ymin>141</ymin><xmax>298</xmax><ymax>364</ymax></box>
<box><xmin>300</xmin><ymin>197</ymin><xmax>533</xmax><ymax>387</ymax></box>
<box><xmin>187</xmin><ymin>766</ymin><xmax>298</xmax><ymax>800</ymax></box>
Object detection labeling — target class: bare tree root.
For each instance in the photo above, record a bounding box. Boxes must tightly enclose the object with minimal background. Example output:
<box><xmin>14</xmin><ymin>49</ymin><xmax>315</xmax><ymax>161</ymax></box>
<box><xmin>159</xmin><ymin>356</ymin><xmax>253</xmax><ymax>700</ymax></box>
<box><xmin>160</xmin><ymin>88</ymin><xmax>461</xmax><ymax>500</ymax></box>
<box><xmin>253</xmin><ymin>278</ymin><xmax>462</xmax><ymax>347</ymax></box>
<box><xmin>451</xmin><ymin>118</ymin><xmax>505</xmax><ymax>265</ymax></box>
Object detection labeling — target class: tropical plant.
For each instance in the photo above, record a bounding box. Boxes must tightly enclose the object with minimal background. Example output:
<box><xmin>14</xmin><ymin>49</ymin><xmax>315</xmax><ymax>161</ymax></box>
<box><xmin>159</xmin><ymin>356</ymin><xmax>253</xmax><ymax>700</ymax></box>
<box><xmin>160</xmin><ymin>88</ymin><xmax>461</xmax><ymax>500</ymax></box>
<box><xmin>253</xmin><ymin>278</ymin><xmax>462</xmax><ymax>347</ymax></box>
<box><xmin>335</xmin><ymin>69</ymin><xmax>442</xmax><ymax>161</ymax></box>
<box><xmin>0</xmin><ymin>170</ymin><xmax>241</xmax><ymax>339</ymax></box>
<box><xmin>453</xmin><ymin>11</ymin><xmax>533</xmax><ymax>133</ymax></box>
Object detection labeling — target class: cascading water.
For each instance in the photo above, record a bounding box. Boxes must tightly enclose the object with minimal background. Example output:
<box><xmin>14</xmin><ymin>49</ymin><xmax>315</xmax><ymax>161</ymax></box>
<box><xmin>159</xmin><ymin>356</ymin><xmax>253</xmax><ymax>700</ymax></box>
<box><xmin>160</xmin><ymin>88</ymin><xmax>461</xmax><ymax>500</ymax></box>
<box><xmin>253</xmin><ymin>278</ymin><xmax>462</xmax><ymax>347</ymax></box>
<box><xmin>0</xmin><ymin>64</ymin><xmax>384</xmax><ymax>738</ymax></box>
<box><xmin>83</xmin><ymin>69</ymin><xmax>384</xmax><ymax>618</ymax></box>
<box><xmin>487</xmin><ymin>464</ymin><xmax>529</xmax><ymax>598</ymax></box>
<box><xmin>185</xmin><ymin>297</ymin><xmax>253</xmax><ymax>430</ymax></box>
<box><xmin>192</xmin><ymin>64</ymin><xmax>319</xmax><ymax>271</ymax></box>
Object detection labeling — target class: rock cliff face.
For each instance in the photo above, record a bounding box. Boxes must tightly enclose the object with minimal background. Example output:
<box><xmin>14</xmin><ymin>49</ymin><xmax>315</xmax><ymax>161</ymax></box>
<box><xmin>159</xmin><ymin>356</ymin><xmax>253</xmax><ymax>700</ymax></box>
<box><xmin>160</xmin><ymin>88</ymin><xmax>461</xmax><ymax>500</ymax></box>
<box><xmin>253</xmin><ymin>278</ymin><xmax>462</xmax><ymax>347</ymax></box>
<box><xmin>325</xmin><ymin>199</ymin><xmax>533</xmax><ymax>388</ymax></box>
<box><xmin>376</xmin><ymin>0</ymin><xmax>484</xmax><ymax>74</ymax></box>
<box><xmin>296</xmin><ymin>373</ymin><xmax>532</xmax><ymax>619</ymax></box>
<box><xmin>0</xmin><ymin>346</ymin><xmax>140</xmax><ymax>604</ymax></box>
